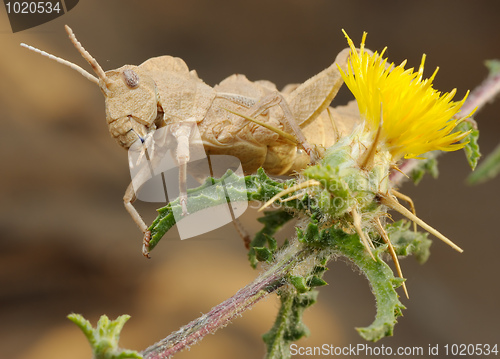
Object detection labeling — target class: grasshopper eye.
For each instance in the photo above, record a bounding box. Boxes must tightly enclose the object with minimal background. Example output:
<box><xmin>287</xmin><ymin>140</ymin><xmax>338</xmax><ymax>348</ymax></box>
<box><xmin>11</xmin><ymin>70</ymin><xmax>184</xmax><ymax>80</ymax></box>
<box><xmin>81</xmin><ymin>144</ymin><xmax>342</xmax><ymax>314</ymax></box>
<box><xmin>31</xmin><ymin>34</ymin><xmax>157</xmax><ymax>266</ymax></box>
<box><xmin>123</xmin><ymin>69</ymin><xmax>140</xmax><ymax>88</ymax></box>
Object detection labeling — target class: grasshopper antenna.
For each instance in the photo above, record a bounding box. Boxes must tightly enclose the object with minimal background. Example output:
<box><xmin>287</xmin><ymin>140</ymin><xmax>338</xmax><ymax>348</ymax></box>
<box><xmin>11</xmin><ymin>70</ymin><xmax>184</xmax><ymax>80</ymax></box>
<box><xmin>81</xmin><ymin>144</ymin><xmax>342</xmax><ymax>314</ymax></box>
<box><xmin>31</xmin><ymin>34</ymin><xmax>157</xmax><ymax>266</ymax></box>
<box><xmin>20</xmin><ymin>42</ymin><xmax>100</xmax><ymax>85</ymax></box>
<box><xmin>64</xmin><ymin>25</ymin><xmax>112</xmax><ymax>87</ymax></box>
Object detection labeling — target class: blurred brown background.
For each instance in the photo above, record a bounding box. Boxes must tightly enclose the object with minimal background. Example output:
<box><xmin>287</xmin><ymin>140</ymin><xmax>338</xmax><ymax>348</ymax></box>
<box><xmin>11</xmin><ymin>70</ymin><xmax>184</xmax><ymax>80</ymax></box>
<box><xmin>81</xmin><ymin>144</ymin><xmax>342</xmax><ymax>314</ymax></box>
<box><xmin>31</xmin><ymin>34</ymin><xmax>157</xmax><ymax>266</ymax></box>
<box><xmin>1</xmin><ymin>1</ymin><xmax>500</xmax><ymax>358</ymax></box>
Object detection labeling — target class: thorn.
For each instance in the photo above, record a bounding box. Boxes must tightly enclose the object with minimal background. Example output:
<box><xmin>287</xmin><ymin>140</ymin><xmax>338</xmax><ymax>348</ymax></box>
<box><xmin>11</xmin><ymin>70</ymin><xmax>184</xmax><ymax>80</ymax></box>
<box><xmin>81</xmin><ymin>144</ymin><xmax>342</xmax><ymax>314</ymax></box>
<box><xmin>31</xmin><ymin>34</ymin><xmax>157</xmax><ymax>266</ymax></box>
<box><xmin>359</xmin><ymin>104</ymin><xmax>384</xmax><ymax>171</ymax></box>
<box><xmin>259</xmin><ymin>179</ymin><xmax>321</xmax><ymax>212</ymax></box>
<box><xmin>374</xmin><ymin>218</ymin><xmax>409</xmax><ymax>299</ymax></box>
<box><xmin>390</xmin><ymin>189</ymin><xmax>417</xmax><ymax>233</ymax></box>
<box><xmin>326</xmin><ymin>107</ymin><xmax>340</xmax><ymax>142</ymax></box>
<box><xmin>351</xmin><ymin>209</ymin><xmax>376</xmax><ymax>260</ymax></box>
<box><xmin>379</xmin><ymin>193</ymin><xmax>463</xmax><ymax>253</ymax></box>
<box><xmin>391</xmin><ymin>165</ymin><xmax>409</xmax><ymax>179</ymax></box>
<box><xmin>279</xmin><ymin>192</ymin><xmax>305</xmax><ymax>203</ymax></box>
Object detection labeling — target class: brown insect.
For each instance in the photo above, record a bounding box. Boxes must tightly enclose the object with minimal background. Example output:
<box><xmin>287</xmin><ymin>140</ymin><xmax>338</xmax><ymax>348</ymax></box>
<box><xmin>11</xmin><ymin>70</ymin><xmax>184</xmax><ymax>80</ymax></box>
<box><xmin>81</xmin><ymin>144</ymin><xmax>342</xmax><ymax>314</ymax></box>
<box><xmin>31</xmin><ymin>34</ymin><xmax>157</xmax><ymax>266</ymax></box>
<box><xmin>21</xmin><ymin>25</ymin><xmax>360</xmax><ymax>257</ymax></box>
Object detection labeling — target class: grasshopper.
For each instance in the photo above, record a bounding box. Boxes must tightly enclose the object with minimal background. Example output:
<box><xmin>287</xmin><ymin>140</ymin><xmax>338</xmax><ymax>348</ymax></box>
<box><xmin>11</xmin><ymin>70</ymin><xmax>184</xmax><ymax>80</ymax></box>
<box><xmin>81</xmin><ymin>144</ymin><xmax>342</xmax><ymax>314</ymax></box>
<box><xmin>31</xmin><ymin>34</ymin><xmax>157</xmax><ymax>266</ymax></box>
<box><xmin>21</xmin><ymin>26</ymin><xmax>359</xmax><ymax>257</ymax></box>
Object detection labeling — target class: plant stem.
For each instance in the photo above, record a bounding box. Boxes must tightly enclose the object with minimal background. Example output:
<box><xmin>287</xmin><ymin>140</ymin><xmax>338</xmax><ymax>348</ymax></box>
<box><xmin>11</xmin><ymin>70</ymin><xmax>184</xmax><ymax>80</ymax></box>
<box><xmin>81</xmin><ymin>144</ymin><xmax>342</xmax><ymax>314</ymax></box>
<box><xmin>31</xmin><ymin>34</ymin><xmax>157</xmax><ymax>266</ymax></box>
<box><xmin>141</xmin><ymin>248</ymin><xmax>306</xmax><ymax>359</ymax></box>
<box><xmin>141</xmin><ymin>65</ymin><xmax>500</xmax><ymax>359</ymax></box>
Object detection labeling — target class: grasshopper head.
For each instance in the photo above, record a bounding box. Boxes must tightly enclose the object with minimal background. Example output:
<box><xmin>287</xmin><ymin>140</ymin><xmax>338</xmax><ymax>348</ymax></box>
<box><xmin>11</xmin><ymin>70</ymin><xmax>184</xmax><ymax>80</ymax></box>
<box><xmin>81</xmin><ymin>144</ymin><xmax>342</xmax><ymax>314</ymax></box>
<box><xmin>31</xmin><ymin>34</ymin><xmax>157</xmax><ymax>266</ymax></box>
<box><xmin>102</xmin><ymin>65</ymin><xmax>161</xmax><ymax>149</ymax></box>
<box><xmin>21</xmin><ymin>26</ymin><xmax>164</xmax><ymax>149</ymax></box>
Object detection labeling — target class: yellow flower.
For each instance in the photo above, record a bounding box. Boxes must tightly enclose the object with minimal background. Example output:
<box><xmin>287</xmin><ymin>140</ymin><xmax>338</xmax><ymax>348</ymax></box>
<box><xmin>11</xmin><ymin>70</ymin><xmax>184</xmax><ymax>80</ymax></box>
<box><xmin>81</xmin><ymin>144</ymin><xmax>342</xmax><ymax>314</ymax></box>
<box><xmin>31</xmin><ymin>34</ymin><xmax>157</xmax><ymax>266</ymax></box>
<box><xmin>338</xmin><ymin>30</ymin><xmax>471</xmax><ymax>161</ymax></box>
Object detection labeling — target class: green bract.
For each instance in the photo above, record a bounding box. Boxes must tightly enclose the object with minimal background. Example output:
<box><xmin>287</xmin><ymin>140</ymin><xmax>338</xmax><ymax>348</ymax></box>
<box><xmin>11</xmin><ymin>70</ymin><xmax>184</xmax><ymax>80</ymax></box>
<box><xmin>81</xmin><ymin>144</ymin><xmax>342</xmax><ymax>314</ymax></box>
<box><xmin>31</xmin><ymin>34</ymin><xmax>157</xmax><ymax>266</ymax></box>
<box><xmin>303</xmin><ymin>129</ymin><xmax>390</xmax><ymax>219</ymax></box>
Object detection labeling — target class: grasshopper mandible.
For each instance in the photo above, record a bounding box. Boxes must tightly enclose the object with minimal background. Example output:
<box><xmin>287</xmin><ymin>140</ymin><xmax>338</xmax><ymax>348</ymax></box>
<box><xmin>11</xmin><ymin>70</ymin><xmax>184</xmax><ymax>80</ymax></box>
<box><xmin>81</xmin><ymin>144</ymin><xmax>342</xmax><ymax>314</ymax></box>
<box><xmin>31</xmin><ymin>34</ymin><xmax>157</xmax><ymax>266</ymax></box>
<box><xmin>21</xmin><ymin>26</ymin><xmax>359</xmax><ymax>257</ymax></box>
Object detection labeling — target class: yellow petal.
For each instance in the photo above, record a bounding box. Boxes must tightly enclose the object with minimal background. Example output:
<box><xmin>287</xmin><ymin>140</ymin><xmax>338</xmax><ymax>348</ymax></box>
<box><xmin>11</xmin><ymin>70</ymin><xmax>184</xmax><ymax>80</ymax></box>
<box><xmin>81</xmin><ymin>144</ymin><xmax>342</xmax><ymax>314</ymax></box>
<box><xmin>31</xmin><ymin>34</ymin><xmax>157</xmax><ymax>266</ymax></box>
<box><xmin>339</xmin><ymin>30</ymin><xmax>471</xmax><ymax>161</ymax></box>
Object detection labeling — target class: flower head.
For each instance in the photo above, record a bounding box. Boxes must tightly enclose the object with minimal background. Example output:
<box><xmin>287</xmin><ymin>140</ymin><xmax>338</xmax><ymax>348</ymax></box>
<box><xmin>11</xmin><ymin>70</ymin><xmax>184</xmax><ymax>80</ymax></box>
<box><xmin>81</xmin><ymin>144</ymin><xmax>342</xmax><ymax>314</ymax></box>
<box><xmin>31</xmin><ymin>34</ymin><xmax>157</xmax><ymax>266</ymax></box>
<box><xmin>338</xmin><ymin>30</ymin><xmax>471</xmax><ymax>161</ymax></box>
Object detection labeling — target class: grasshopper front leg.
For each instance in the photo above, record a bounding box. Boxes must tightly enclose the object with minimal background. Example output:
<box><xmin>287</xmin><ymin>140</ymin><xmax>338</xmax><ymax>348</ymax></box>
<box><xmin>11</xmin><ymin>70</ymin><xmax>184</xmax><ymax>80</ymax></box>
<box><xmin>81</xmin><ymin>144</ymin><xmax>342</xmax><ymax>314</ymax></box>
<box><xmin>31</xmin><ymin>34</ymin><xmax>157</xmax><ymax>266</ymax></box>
<box><xmin>124</xmin><ymin>182</ymin><xmax>152</xmax><ymax>258</ymax></box>
<box><xmin>170</xmin><ymin>120</ymin><xmax>198</xmax><ymax>216</ymax></box>
<box><xmin>124</xmin><ymin>121</ymin><xmax>195</xmax><ymax>257</ymax></box>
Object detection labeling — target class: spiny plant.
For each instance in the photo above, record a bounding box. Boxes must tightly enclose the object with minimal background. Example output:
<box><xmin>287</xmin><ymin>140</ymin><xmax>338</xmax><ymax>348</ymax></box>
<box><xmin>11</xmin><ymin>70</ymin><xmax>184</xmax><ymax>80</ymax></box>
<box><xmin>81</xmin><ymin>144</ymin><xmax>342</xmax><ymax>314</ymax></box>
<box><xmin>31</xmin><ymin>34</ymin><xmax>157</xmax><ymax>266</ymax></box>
<box><xmin>68</xmin><ymin>31</ymin><xmax>498</xmax><ymax>359</ymax></box>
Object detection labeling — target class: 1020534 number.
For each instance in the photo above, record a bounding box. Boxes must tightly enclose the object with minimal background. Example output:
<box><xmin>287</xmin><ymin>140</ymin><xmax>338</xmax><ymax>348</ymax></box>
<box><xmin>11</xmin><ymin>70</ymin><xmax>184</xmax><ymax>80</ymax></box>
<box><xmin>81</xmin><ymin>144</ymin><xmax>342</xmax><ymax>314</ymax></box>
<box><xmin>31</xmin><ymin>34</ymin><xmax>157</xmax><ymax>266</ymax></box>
<box><xmin>5</xmin><ymin>1</ymin><xmax>61</xmax><ymax>14</ymax></box>
<box><xmin>444</xmin><ymin>344</ymin><xmax>498</xmax><ymax>356</ymax></box>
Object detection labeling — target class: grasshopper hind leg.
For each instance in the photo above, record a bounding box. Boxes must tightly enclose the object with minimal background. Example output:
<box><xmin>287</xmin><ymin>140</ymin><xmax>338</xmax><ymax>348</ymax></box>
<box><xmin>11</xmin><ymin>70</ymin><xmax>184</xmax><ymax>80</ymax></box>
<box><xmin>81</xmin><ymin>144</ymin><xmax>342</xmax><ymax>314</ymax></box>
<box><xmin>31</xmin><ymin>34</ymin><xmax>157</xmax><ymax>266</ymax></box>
<box><xmin>247</xmin><ymin>92</ymin><xmax>320</xmax><ymax>164</ymax></box>
<box><xmin>232</xmin><ymin>217</ymin><xmax>251</xmax><ymax>249</ymax></box>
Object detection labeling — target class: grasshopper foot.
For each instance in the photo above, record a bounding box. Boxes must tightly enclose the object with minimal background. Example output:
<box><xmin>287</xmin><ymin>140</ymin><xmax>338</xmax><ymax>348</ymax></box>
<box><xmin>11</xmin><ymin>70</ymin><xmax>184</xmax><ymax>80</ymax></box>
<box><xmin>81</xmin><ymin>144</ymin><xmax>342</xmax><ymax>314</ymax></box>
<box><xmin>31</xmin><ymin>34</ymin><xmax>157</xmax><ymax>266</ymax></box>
<box><xmin>180</xmin><ymin>197</ymin><xmax>189</xmax><ymax>216</ymax></box>
<box><xmin>142</xmin><ymin>230</ymin><xmax>151</xmax><ymax>259</ymax></box>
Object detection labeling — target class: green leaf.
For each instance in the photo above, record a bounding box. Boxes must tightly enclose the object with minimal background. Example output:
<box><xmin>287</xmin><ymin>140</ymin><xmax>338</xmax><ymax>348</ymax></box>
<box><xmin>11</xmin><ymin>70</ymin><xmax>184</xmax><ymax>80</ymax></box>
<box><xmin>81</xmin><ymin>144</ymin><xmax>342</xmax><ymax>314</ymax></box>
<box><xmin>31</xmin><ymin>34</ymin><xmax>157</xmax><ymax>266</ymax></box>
<box><xmin>409</xmin><ymin>153</ymin><xmax>439</xmax><ymax>185</ymax></box>
<box><xmin>68</xmin><ymin>314</ymin><xmax>141</xmax><ymax>359</ymax></box>
<box><xmin>289</xmin><ymin>275</ymin><xmax>310</xmax><ymax>293</ymax></box>
<box><xmin>148</xmin><ymin>168</ymin><xmax>300</xmax><ymax>252</ymax></box>
<box><xmin>148</xmin><ymin>170</ymin><xmax>247</xmax><ymax>250</ymax></box>
<box><xmin>306</xmin><ymin>275</ymin><xmax>328</xmax><ymax>288</ymax></box>
<box><xmin>457</xmin><ymin>120</ymin><xmax>481</xmax><ymax>171</ymax></box>
<box><xmin>254</xmin><ymin>247</ymin><xmax>274</xmax><ymax>263</ymax></box>
<box><xmin>467</xmin><ymin>143</ymin><xmax>500</xmax><ymax>185</ymax></box>
<box><xmin>248</xmin><ymin>210</ymin><xmax>294</xmax><ymax>268</ymax></box>
<box><xmin>263</xmin><ymin>291</ymin><xmax>318</xmax><ymax>359</ymax></box>
<box><xmin>324</xmin><ymin>229</ymin><xmax>406</xmax><ymax>341</ymax></box>
<box><xmin>312</xmin><ymin>265</ymin><xmax>328</xmax><ymax>276</ymax></box>
<box><xmin>385</xmin><ymin>220</ymin><xmax>432</xmax><ymax>264</ymax></box>
<box><xmin>294</xmin><ymin>222</ymin><xmax>407</xmax><ymax>341</ymax></box>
